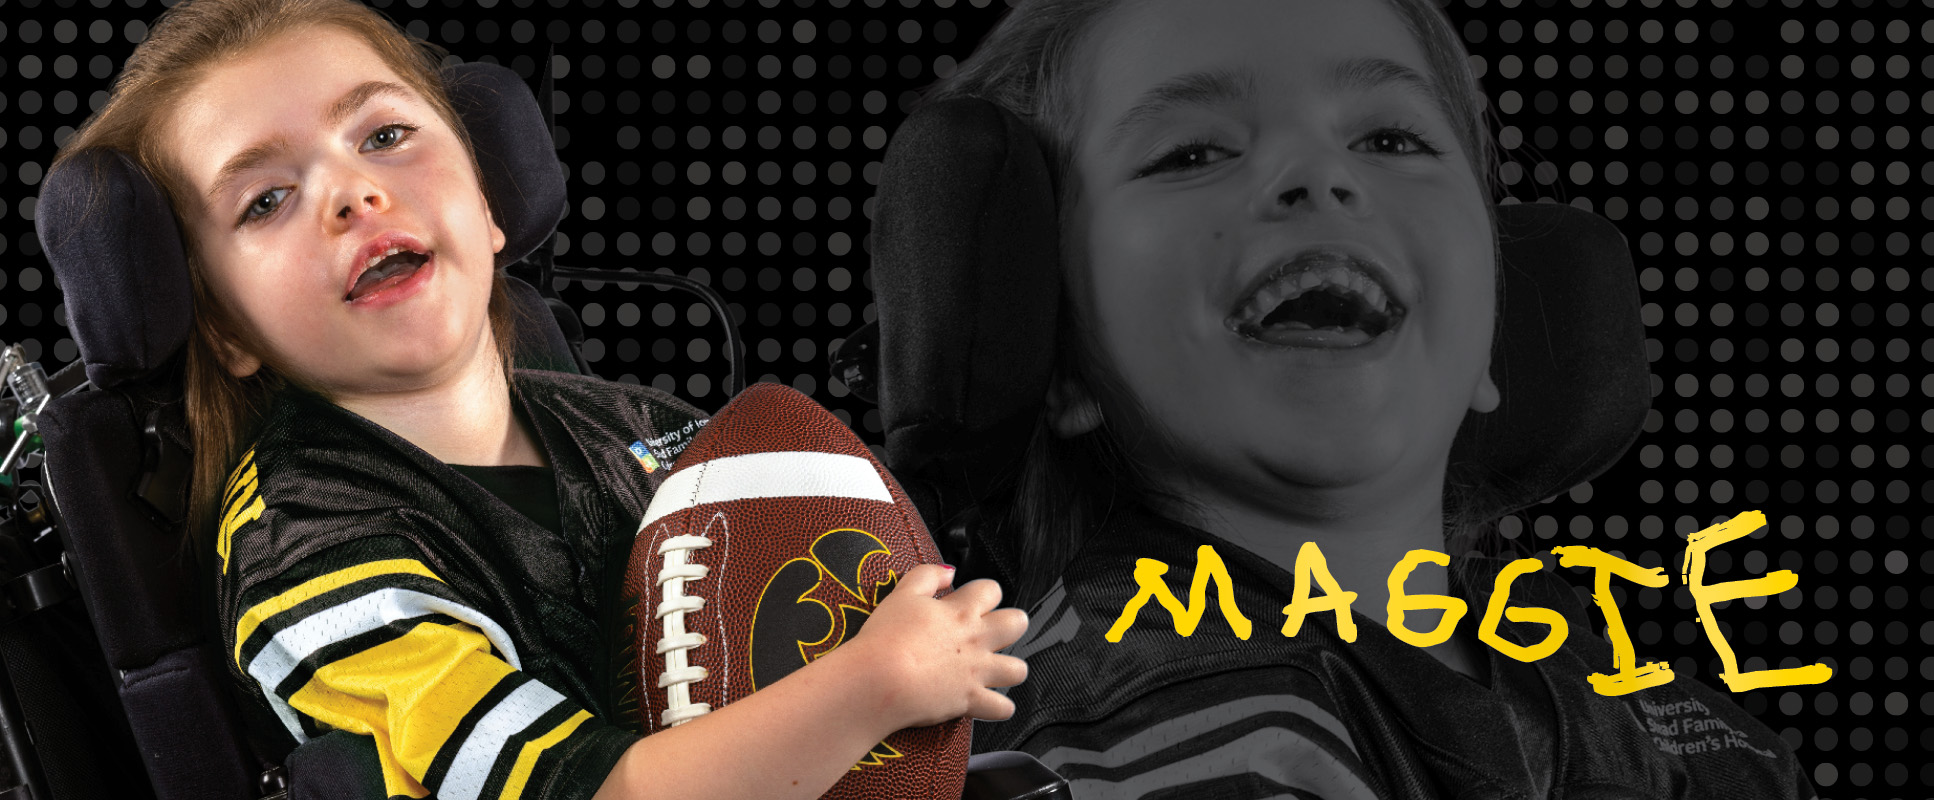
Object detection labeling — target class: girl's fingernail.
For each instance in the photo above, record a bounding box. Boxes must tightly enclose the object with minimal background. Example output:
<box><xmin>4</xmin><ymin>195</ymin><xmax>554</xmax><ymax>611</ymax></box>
<box><xmin>942</xmin><ymin>565</ymin><xmax>956</xmax><ymax>572</ymax></box>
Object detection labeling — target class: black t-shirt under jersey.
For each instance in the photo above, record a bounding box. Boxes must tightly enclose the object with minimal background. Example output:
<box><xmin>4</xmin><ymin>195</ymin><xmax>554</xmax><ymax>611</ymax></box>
<box><xmin>451</xmin><ymin>464</ymin><xmax>566</xmax><ymax>539</ymax></box>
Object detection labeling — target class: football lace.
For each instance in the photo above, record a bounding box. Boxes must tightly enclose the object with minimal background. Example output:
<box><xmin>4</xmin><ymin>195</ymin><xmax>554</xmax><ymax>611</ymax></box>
<box><xmin>655</xmin><ymin>533</ymin><xmax>714</xmax><ymax>727</ymax></box>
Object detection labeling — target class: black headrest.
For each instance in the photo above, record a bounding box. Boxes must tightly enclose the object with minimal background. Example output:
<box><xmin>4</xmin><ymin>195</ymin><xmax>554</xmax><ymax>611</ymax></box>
<box><xmin>441</xmin><ymin>61</ymin><xmax>567</xmax><ymax>268</ymax></box>
<box><xmin>36</xmin><ymin>61</ymin><xmax>564</xmax><ymax>390</ymax></box>
<box><xmin>865</xmin><ymin>97</ymin><xmax>1649</xmax><ymax>523</ymax></box>
<box><xmin>870</xmin><ymin>98</ymin><xmax>1061</xmax><ymax>477</ymax></box>
<box><xmin>1447</xmin><ymin>202</ymin><xmax>1650</xmax><ymax>520</ymax></box>
<box><xmin>504</xmin><ymin>275</ymin><xmax>580</xmax><ymax>375</ymax></box>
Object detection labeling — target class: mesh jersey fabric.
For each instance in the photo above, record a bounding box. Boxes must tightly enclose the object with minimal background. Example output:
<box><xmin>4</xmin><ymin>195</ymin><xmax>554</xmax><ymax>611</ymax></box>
<box><xmin>213</xmin><ymin>369</ymin><xmax>709</xmax><ymax>800</ymax></box>
<box><xmin>976</xmin><ymin>507</ymin><xmax>1817</xmax><ymax>800</ymax></box>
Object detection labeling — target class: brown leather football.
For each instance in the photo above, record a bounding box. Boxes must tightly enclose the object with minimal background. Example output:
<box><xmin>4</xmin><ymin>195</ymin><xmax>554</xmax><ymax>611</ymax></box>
<box><xmin>614</xmin><ymin>383</ymin><xmax>969</xmax><ymax>799</ymax></box>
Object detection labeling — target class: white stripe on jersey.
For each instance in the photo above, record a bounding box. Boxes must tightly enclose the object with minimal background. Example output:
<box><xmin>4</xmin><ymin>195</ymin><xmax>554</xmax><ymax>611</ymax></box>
<box><xmin>1008</xmin><ymin>582</ymin><xmax>1080</xmax><ymax>662</ymax></box>
<box><xmin>244</xmin><ymin>586</ymin><xmax>523</xmax><ymax>741</ymax></box>
<box><xmin>437</xmin><ymin>679</ymin><xmax>568</xmax><ymax>800</ymax></box>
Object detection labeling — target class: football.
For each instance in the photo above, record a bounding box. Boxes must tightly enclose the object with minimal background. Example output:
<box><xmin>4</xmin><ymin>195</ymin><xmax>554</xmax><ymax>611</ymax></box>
<box><xmin>614</xmin><ymin>383</ymin><xmax>970</xmax><ymax>799</ymax></box>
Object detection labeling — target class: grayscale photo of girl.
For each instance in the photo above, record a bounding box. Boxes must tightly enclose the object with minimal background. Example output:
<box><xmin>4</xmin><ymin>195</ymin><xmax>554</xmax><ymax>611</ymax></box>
<box><xmin>889</xmin><ymin>0</ymin><xmax>1816</xmax><ymax>796</ymax></box>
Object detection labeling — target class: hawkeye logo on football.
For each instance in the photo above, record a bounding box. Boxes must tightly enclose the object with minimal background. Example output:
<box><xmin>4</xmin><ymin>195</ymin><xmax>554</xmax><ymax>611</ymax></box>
<box><xmin>750</xmin><ymin>528</ymin><xmax>904</xmax><ymax>769</ymax></box>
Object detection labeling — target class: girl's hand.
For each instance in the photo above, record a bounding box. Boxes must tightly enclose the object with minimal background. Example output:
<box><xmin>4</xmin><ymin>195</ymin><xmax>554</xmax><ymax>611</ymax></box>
<box><xmin>828</xmin><ymin>564</ymin><xmax>1030</xmax><ymax>730</ymax></box>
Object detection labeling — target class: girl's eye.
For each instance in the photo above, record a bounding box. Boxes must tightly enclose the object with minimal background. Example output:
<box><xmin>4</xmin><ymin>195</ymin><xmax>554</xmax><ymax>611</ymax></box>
<box><xmin>1135</xmin><ymin>141</ymin><xmax>1238</xmax><ymax>179</ymax></box>
<box><xmin>1356</xmin><ymin>126</ymin><xmax>1445</xmax><ymax>157</ymax></box>
<box><xmin>240</xmin><ymin>187</ymin><xmax>291</xmax><ymax>226</ymax></box>
<box><xmin>362</xmin><ymin>123</ymin><xmax>419</xmax><ymax>152</ymax></box>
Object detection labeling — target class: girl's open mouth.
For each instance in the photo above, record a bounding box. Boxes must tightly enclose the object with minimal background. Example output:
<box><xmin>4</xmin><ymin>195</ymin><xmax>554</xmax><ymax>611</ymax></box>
<box><xmin>346</xmin><ymin>246</ymin><xmax>432</xmax><ymax>302</ymax></box>
<box><xmin>1225</xmin><ymin>252</ymin><xmax>1406</xmax><ymax>348</ymax></box>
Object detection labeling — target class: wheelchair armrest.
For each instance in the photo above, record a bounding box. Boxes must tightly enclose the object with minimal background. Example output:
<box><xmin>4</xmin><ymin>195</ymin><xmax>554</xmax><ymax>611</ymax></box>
<box><xmin>964</xmin><ymin>750</ymin><xmax>1071</xmax><ymax>800</ymax></box>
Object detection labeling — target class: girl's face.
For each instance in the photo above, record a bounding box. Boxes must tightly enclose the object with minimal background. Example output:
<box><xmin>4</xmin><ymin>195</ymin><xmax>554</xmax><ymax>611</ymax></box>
<box><xmin>1063</xmin><ymin>0</ymin><xmax>1496</xmax><ymax>502</ymax></box>
<box><xmin>164</xmin><ymin>26</ymin><xmax>504</xmax><ymax>395</ymax></box>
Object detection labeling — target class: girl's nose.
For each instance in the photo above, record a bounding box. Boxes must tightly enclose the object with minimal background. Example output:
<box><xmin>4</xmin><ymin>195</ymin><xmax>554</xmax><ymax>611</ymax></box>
<box><xmin>330</xmin><ymin>169</ymin><xmax>392</xmax><ymax>225</ymax></box>
<box><xmin>1274</xmin><ymin>186</ymin><xmax>1357</xmax><ymax>209</ymax></box>
<box><xmin>1253</xmin><ymin>155</ymin><xmax>1370</xmax><ymax>220</ymax></box>
<box><xmin>336</xmin><ymin>190</ymin><xmax>389</xmax><ymax>220</ymax></box>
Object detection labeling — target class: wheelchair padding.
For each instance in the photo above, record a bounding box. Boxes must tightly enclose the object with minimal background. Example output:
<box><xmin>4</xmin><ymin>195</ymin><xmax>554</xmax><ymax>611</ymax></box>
<box><xmin>870</xmin><ymin>97</ymin><xmax>1648</xmax><ymax>523</ymax></box>
<box><xmin>506</xmin><ymin>274</ymin><xmax>581</xmax><ymax>374</ymax></box>
<box><xmin>36</xmin><ymin>60</ymin><xmax>565</xmax><ymax>390</ymax></box>
<box><xmin>36</xmin><ymin>386</ymin><xmax>267</xmax><ymax>800</ymax></box>
<box><xmin>35</xmin><ymin>148</ymin><xmax>193</xmax><ymax>391</ymax></box>
<box><xmin>443</xmin><ymin>60</ymin><xmax>568</xmax><ymax>271</ymax></box>
<box><xmin>117</xmin><ymin>646</ymin><xmax>260</xmax><ymax>799</ymax></box>
<box><xmin>1446</xmin><ymin>202</ymin><xmax>1650</xmax><ymax>519</ymax></box>
<box><xmin>871</xmin><ymin>97</ymin><xmax>1060</xmax><ymax>478</ymax></box>
<box><xmin>38</xmin><ymin>387</ymin><xmax>200</xmax><ymax>669</ymax></box>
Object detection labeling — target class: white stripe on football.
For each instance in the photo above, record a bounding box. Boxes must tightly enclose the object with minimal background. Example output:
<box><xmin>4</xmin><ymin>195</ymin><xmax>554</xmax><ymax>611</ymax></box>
<box><xmin>638</xmin><ymin>451</ymin><xmax>894</xmax><ymax>531</ymax></box>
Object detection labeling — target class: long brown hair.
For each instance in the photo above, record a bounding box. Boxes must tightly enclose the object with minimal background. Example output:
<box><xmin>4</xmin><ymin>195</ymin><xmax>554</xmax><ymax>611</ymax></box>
<box><xmin>924</xmin><ymin>0</ymin><xmax>1503</xmax><ymax>606</ymax></box>
<box><xmin>50</xmin><ymin>0</ymin><xmax>519</xmax><ymax>549</ymax></box>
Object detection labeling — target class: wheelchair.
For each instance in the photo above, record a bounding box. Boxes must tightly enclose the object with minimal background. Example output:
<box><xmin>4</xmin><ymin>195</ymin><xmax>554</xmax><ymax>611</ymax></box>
<box><xmin>0</xmin><ymin>62</ymin><xmax>1070</xmax><ymax>800</ymax></box>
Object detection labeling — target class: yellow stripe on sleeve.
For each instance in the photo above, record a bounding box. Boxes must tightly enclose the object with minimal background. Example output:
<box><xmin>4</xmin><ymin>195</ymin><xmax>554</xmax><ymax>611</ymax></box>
<box><xmin>223</xmin><ymin>464</ymin><xmax>257</xmax><ymax>516</ymax></box>
<box><xmin>217</xmin><ymin>492</ymin><xmax>264</xmax><ymax>576</ymax></box>
<box><xmin>222</xmin><ymin>449</ymin><xmax>256</xmax><ymax>508</ymax></box>
<box><xmin>217</xmin><ymin>452</ymin><xmax>263</xmax><ymax>575</ymax></box>
<box><xmin>286</xmin><ymin>621</ymin><xmax>513</xmax><ymax>800</ymax></box>
<box><xmin>497</xmin><ymin>710</ymin><xmax>594</xmax><ymax>800</ymax></box>
<box><xmin>233</xmin><ymin>558</ymin><xmax>444</xmax><ymax>665</ymax></box>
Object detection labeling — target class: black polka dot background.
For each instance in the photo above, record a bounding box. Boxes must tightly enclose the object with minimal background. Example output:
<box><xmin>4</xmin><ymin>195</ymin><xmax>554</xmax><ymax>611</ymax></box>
<box><xmin>0</xmin><ymin>0</ymin><xmax>1929</xmax><ymax>791</ymax></box>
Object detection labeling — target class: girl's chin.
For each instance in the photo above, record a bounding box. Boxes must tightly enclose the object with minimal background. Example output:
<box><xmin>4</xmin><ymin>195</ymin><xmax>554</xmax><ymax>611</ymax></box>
<box><xmin>1265</xmin><ymin>453</ymin><xmax>1406</xmax><ymax>490</ymax></box>
<box><xmin>1231</xmin><ymin>425</ymin><xmax>1415</xmax><ymax>481</ymax></box>
<box><xmin>321</xmin><ymin>335</ymin><xmax>490</xmax><ymax>390</ymax></box>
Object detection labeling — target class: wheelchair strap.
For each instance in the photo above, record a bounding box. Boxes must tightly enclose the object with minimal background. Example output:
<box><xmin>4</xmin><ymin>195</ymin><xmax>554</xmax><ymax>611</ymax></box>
<box><xmin>135</xmin><ymin>406</ymin><xmax>191</xmax><ymax>528</ymax></box>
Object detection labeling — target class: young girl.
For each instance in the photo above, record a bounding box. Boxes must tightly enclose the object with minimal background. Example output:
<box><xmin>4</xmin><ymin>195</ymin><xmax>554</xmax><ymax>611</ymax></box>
<box><xmin>51</xmin><ymin>1</ymin><xmax>1027</xmax><ymax>798</ymax></box>
<box><xmin>924</xmin><ymin>0</ymin><xmax>1815</xmax><ymax>797</ymax></box>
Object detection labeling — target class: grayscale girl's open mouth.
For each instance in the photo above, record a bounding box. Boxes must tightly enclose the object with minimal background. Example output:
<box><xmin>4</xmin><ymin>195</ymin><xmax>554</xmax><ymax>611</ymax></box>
<box><xmin>1226</xmin><ymin>250</ymin><xmax>1407</xmax><ymax>347</ymax></box>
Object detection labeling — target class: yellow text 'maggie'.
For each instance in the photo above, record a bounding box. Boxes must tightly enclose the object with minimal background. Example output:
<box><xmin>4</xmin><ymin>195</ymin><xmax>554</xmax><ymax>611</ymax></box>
<box><xmin>1105</xmin><ymin>510</ymin><xmax>1834</xmax><ymax>697</ymax></box>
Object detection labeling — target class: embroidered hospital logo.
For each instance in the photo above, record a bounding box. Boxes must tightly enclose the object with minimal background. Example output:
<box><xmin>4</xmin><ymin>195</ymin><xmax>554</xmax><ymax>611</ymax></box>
<box><xmin>640</xmin><ymin>417</ymin><xmax>707</xmax><ymax>472</ymax></box>
<box><xmin>629</xmin><ymin>441</ymin><xmax>661</xmax><ymax>473</ymax></box>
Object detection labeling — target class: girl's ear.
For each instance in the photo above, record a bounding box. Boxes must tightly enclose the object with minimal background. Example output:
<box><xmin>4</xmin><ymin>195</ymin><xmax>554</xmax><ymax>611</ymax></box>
<box><xmin>215</xmin><ymin>335</ymin><xmax>263</xmax><ymax>379</ymax></box>
<box><xmin>1470</xmin><ymin>362</ymin><xmax>1500</xmax><ymax>414</ymax></box>
<box><xmin>1047</xmin><ymin>372</ymin><xmax>1105</xmax><ymax>438</ymax></box>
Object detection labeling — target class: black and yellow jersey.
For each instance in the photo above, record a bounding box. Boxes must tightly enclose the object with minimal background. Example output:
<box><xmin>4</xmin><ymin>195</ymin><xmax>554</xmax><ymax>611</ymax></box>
<box><xmin>214</xmin><ymin>369</ymin><xmax>708</xmax><ymax>800</ymax></box>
